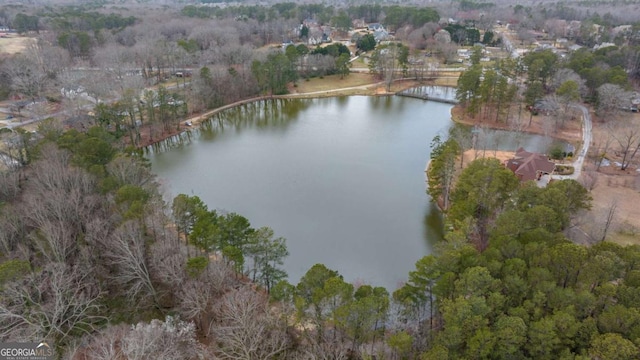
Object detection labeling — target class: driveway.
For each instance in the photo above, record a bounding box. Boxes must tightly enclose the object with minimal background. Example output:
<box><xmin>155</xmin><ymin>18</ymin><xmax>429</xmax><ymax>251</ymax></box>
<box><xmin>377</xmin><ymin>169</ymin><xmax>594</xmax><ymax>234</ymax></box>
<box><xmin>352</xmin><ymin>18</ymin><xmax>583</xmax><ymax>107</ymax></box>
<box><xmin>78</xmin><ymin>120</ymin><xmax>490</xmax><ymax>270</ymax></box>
<box><xmin>551</xmin><ymin>104</ymin><xmax>592</xmax><ymax>181</ymax></box>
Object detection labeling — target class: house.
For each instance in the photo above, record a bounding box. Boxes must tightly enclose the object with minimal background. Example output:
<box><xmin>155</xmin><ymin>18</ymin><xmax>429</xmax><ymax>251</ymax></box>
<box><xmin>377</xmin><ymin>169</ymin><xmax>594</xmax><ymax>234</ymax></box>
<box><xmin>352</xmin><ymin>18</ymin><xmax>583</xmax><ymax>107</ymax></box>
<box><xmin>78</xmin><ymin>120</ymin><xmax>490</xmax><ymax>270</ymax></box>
<box><xmin>554</xmin><ymin>38</ymin><xmax>568</xmax><ymax>49</ymax></box>
<box><xmin>621</xmin><ymin>92</ymin><xmax>640</xmax><ymax>112</ymax></box>
<box><xmin>457</xmin><ymin>49</ymin><xmax>470</xmax><ymax>59</ymax></box>
<box><xmin>505</xmin><ymin>147</ymin><xmax>556</xmax><ymax>182</ymax></box>
<box><xmin>367</xmin><ymin>23</ymin><xmax>384</xmax><ymax>31</ymax></box>
<box><xmin>373</xmin><ymin>28</ymin><xmax>390</xmax><ymax>42</ymax></box>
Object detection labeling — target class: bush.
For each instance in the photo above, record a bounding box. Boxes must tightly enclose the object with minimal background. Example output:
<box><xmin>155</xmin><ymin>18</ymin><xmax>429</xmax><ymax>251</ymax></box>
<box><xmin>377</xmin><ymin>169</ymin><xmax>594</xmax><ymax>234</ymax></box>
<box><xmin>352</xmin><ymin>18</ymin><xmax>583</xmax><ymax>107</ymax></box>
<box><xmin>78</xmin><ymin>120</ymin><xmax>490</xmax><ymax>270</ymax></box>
<box><xmin>549</xmin><ymin>145</ymin><xmax>564</xmax><ymax>160</ymax></box>
<box><xmin>554</xmin><ymin>165</ymin><xmax>574</xmax><ymax>175</ymax></box>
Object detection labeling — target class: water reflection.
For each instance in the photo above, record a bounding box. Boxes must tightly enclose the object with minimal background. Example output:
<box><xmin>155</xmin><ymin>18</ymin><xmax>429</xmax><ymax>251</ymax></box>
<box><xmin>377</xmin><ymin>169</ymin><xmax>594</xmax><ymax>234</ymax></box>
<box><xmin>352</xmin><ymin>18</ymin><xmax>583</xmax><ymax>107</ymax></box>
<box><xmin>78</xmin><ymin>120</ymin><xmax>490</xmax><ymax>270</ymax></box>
<box><xmin>450</xmin><ymin>123</ymin><xmax>569</xmax><ymax>154</ymax></box>
<box><xmin>401</xmin><ymin>85</ymin><xmax>457</xmax><ymax>101</ymax></box>
<box><xmin>368</xmin><ymin>95</ymin><xmax>395</xmax><ymax>113</ymax></box>
<box><xmin>423</xmin><ymin>202</ymin><xmax>445</xmax><ymax>248</ymax></box>
<box><xmin>200</xmin><ymin>98</ymin><xmax>311</xmax><ymax>137</ymax></box>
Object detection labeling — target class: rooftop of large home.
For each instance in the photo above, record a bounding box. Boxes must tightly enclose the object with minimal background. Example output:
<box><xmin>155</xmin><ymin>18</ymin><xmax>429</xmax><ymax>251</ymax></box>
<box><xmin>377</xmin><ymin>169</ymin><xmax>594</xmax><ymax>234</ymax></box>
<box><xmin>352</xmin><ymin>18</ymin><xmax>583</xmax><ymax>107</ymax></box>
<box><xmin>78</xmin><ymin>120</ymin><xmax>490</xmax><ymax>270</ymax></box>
<box><xmin>505</xmin><ymin>147</ymin><xmax>556</xmax><ymax>182</ymax></box>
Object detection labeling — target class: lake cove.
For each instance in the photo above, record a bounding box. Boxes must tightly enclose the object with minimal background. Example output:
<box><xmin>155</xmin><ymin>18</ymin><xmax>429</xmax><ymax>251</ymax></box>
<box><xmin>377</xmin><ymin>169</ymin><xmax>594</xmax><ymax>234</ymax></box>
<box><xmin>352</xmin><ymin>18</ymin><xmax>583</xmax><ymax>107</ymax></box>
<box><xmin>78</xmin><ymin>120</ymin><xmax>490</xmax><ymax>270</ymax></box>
<box><xmin>148</xmin><ymin>95</ymin><xmax>561</xmax><ymax>290</ymax></box>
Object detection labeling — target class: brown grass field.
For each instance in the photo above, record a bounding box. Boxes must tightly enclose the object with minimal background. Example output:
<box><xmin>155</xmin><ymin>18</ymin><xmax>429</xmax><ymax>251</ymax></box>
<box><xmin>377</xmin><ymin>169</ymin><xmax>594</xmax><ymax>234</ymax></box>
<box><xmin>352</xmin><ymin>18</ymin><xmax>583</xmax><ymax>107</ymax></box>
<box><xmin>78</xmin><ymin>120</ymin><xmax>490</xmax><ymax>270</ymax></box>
<box><xmin>582</xmin><ymin>112</ymin><xmax>640</xmax><ymax>245</ymax></box>
<box><xmin>0</xmin><ymin>34</ymin><xmax>35</xmax><ymax>55</ymax></box>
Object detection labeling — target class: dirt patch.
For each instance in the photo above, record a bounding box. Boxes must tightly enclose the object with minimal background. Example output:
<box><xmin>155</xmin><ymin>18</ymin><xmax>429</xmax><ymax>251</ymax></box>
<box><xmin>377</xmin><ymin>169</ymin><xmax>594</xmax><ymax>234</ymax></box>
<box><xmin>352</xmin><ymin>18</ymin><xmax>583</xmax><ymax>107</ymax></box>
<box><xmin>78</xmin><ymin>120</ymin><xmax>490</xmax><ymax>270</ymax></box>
<box><xmin>0</xmin><ymin>34</ymin><xmax>36</xmax><ymax>55</ymax></box>
<box><xmin>462</xmin><ymin>149</ymin><xmax>515</xmax><ymax>165</ymax></box>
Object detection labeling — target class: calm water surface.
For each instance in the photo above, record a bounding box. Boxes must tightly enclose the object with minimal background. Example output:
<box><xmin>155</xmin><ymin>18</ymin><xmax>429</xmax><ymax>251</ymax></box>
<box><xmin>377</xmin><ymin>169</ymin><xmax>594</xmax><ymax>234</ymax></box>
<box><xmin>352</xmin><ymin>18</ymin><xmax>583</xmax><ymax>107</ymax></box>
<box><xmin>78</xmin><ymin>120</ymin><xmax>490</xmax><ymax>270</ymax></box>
<box><xmin>149</xmin><ymin>95</ymin><xmax>553</xmax><ymax>290</ymax></box>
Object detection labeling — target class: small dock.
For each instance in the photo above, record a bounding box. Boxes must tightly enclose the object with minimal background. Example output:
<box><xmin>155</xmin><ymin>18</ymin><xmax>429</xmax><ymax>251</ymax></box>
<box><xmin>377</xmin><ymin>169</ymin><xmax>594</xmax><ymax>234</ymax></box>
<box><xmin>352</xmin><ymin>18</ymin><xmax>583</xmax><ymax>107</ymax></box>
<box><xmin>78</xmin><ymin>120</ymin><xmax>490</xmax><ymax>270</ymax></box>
<box><xmin>395</xmin><ymin>86</ymin><xmax>459</xmax><ymax>104</ymax></box>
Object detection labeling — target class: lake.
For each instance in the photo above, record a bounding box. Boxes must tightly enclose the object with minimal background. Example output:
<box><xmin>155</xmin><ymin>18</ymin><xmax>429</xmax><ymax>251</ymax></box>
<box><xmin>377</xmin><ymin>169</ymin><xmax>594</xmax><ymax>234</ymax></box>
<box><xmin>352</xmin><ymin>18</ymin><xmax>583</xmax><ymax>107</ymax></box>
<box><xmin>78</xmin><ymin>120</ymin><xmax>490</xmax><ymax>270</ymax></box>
<box><xmin>148</xmin><ymin>94</ymin><xmax>561</xmax><ymax>290</ymax></box>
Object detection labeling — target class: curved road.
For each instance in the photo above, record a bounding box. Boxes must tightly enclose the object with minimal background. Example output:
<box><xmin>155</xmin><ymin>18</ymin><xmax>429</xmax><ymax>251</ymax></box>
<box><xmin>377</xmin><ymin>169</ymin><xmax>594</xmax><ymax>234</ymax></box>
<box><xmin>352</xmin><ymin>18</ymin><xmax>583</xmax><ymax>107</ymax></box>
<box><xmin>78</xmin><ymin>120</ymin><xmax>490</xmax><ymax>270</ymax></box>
<box><xmin>552</xmin><ymin>104</ymin><xmax>592</xmax><ymax>180</ymax></box>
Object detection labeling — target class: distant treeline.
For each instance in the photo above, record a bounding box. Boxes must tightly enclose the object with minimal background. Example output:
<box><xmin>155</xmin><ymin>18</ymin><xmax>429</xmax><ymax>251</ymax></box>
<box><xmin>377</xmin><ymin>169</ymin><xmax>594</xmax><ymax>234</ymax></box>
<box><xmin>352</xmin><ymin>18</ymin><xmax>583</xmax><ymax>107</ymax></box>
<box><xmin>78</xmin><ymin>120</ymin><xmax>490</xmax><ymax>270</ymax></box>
<box><xmin>11</xmin><ymin>8</ymin><xmax>136</xmax><ymax>34</ymax></box>
<box><xmin>181</xmin><ymin>3</ymin><xmax>439</xmax><ymax>30</ymax></box>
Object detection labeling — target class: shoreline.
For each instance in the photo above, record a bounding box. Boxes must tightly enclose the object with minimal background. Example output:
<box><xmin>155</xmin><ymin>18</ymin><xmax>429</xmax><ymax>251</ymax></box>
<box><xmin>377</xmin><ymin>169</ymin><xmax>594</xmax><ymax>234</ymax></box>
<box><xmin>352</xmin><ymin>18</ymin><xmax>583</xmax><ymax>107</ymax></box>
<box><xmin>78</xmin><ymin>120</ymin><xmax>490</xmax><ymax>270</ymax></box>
<box><xmin>140</xmin><ymin>78</ymin><xmax>425</xmax><ymax>149</ymax></box>
<box><xmin>449</xmin><ymin>105</ymin><xmax>583</xmax><ymax>146</ymax></box>
<box><xmin>141</xmin><ymin>76</ymin><xmax>581</xmax><ymax>153</ymax></box>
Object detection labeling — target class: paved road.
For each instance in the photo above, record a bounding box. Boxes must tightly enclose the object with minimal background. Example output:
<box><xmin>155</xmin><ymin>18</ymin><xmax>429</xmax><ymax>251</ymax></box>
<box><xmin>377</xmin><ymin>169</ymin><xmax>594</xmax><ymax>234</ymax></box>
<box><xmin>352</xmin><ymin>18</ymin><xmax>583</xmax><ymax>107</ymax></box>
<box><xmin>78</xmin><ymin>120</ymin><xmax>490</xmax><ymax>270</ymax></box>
<box><xmin>551</xmin><ymin>104</ymin><xmax>592</xmax><ymax>181</ymax></box>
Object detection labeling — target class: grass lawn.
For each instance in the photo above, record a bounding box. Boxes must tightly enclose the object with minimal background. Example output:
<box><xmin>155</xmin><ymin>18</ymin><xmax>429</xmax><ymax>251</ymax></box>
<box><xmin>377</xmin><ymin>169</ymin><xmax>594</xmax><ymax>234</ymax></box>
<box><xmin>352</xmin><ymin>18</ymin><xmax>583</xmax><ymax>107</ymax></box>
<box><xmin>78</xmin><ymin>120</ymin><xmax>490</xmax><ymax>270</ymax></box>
<box><xmin>0</xmin><ymin>34</ymin><xmax>35</xmax><ymax>55</ymax></box>
<box><xmin>292</xmin><ymin>73</ymin><xmax>378</xmax><ymax>93</ymax></box>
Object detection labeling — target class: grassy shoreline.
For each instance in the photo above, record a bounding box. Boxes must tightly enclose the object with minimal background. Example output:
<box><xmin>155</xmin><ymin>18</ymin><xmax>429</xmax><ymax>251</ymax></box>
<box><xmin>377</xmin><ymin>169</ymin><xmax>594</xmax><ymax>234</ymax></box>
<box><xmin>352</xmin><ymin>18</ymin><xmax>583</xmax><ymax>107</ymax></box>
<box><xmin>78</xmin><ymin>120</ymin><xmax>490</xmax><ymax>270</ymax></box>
<box><xmin>142</xmin><ymin>75</ymin><xmax>453</xmax><ymax>148</ymax></box>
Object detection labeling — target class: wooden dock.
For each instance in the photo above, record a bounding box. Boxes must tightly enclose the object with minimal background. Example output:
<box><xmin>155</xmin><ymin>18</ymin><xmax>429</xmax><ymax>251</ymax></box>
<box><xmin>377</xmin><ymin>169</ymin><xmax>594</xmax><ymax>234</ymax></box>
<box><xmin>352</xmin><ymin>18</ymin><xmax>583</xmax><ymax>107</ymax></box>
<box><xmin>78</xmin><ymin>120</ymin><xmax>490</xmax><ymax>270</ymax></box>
<box><xmin>395</xmin><ymin>91</ymin><xmax>459</xmax><ymax>104</ymax></box>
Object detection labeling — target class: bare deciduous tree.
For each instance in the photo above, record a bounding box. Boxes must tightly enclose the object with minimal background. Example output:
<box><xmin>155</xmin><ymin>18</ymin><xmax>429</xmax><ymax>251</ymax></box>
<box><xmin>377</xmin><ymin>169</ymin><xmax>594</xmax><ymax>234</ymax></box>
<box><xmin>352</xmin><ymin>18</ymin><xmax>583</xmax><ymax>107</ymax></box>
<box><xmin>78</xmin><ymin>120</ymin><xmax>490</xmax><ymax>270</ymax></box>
<box><xmin>122</xmin><ymin>316</ymin><xmax>204</xmax><ymax>359</ymax></box>
<box><xmin>551</xmin><ymin>68</ymin><xmax>587</xmax><ymax>95</ymax></box>
<box><xmin>149</xmin><ymin>234</ymin><xmax>187</xmax><ymax>292</ymax></box>
<box><xmin>179</xmin><ymin>260</ymin><xmax>235</xmax><ymax>335</ymax></box>
<box><xmin>18</xmin><ymin>146</ymin><xmax>102</xmax><ymax>264</ymax></box>
<box><xmin>84</xmin><ymin>324</ymin><xmax>129</xmax><ymax>360</ymax></box>
<box><xmin>609</xmin><ymin>122</ymin><xmax>640</xmax><ymax>170</ymax></box>
<box><xmin>299</xmin><ymin>328</ymin><xmax>352</xmax><ymax>360</ymax></box>
<box><xmin>581</xmin><ymin>170</ymin><xmax>599</xmax><ymax>191</ymax></box>
<box><xmin>29</xmin><ymin>219</ymin><xmax>77</xmax><ymax>264</ymax></box>
<box><xmin>103</xmin><ymin>221</ymin><xmax>157</xmax><ymax>305</ymax></box>
<box><xmin>601</xmin><ymin>199</ymin><xmax>618</xmax><ymax>242</ymax></box>
<box><xmin>0</xmin><ymin>205</ymin><xmax>24</xmax><ymax>254</ymax></box>
<box><xmin>596</xmin><ymin>83</ymin><xmax>627</xmax><ymax>120</ymax></box>
<box><xmin>0</xmin><ymin>263</ymin><xmax>104</xmax><ymax>343</ymax></box>
<box><xmin>4</xmin><ymin>53</ymin><xmax>49</xmax><ymax>100</ymax></box>
<box><xmin>0</xmin><ymin>170</ymin><xmax>20</xmax><ymax>203</ymax></box>
<box><xmin>593</xmin><ymin>131</ymin><xmax>614</xmax><ymax>171</ymax></box>
<box><xmin>85</xmin><ymin>316</ymin><xmax>207</xmax><ymax>360</ymax></box>
<box><xmin>106</xmin><ymin>154</ymin><xmax>156</xmax><ymax>189</ymax></box>
<box><xmin>212</xmin><ymin>286</ymin><xmax>291</xmax><ymax>360</ymax></box>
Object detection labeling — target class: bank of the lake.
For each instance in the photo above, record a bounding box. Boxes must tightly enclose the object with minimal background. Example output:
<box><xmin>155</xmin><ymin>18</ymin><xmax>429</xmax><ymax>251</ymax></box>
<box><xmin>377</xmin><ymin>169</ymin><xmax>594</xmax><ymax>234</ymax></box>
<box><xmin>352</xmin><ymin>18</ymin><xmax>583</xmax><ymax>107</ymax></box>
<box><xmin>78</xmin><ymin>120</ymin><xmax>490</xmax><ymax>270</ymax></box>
<box><xmin>139</xmin><ymin>77</ymin><xmax>433</xmax><ymax>148</ymax></box>
<box><xmin>450</xmin><ymin>104</ymin><xmax>583</xmax><ymax>145</ymax></box>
